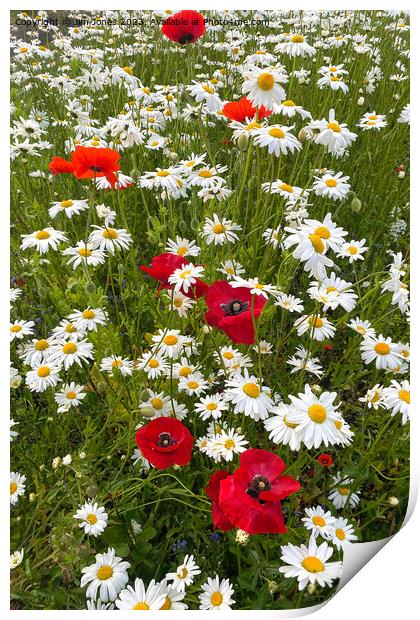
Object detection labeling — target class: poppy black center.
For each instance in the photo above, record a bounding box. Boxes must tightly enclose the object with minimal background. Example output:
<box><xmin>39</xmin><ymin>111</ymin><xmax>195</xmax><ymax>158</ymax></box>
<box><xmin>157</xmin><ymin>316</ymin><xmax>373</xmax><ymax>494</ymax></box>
<box><xmin>157</xmin><ymin>432</ymin><xmax>177</xmax><ymax>448</ymax></box>
<box><xmin>246</xmin><ymin>475</ymin><xmax>271</xmax><ymax>503</ymax></box>
<box><xmin>221</xmin><ymin>299</ymin><xmax>249</xmax><ymax>316</ymax></box>
<box><xmin>178</xmin><ymin>33</ymin><xmax>194</xmax><ymax>44</ymax></box>
<box><xmin>89</xmin><ymin>165</ymin><xmax>102</xmax><ymax>172</ymax></box>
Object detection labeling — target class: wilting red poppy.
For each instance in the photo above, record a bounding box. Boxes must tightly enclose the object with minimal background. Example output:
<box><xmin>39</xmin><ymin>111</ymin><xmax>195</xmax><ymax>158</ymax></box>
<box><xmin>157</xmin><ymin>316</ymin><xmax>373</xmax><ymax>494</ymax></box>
<box><xmin>204</xmin><ymin>470</ymin><xmax>234</xmax><ymax>531</ymax></box>
<box><xmin>317</xmin><ymin>453</ymin><xmax>333</xmax><ymax>467</ymax></box>
<box><xmin>324</xmin><ymin>344</ymin><xmax>333</xmax><ymax>351</ymax></box>
<box><xmin>222</xmin><ymin>96</ymin><xmax>272</xmax><ymax>123</ymax></box>
<box><xmin>212</xmin><ymin>449</ymin><xmax>300</xmax><ymax>535</ymax></box>
<box><xmin>48</xmin><ymin>146</ymin><xmax>121</xmax><ymax>187</ymax></box>
<box><xmin>135</xmin><ymin>417</ymin><xmax>193</xmax><ymax>470</ymax></box>
<box><xmin>140</xmin><ymin>253</ymin><xmax>207</xmax><ymax>298</ymax></box>
<box><xmin>205</xmin><ymin>280</ymin><xmax>267</xmax><ymax>345</ymax></box>
<box><xmin>161</xmin><ymin>10</ymin><xmax>206</xmax><ymax>45</ymax></box>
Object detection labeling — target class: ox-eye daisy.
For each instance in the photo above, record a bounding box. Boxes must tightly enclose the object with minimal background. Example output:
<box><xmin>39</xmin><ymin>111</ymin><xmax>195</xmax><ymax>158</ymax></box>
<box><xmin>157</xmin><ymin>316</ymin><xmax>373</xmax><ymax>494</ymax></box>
<box><xmin>264</xmin><ymin>402</ymin><xmax>302</xmax><ymax>451</ymax></box>
<box><xmin>73</xmin><ymin>502</ymin><xmax>108</xmax><ymax>537</ymax></box>
<box><xmin>313</xmin><ymin>171</ymin><xmax>350</xmax><ymax>201</ymax></box>
<box><xmin>287</xmin><ymin>384</ymin><xmax>342</xmax><ymax>449</ymax></box>
<box><xmin>242</xmin><ymin>67</ymin><xmax>287</xmax><ymax>110</ymax></box>
<box><xmin>62</xmin><ymin>241</ymin><xmax>106</xmax><ymax>269</ymax></box>
<box><xmin>137</xmin><ymin>351</ymin><xmax>169</xmax><ymax>379</ymax></box>
<box><xmin>55</xmin><ymin>382</ymin><xmax>86</xmax><ymax>413</ymax></box>
<box><xmin>100</xmin><ymin>355</ymin><xmax>133</xmax><ymax>377</ymax></box>
<box><xmin>168</xmin><ymin>263</ymin><xmax>205</xmax><ymax>294</ymax></box>
<box><xmin>225</xmin><ymin>370</ymin><xmax>274</xmax><ymax>421</ymax></box>
<box><xmin>195</xmin><ymin>394</ymin><xmax>228</xmax><ymax>420</ymax></box>
<box><xmin>68</xmin><ymin>307</ymin><xmax>107</xmax><ymax>332</ymax></box>
<box><xmin>328</xmin><ymin>474</ymin><xmax>360</xmax><ymax>510</ymax></box>
<box><xmin>151</xmin><ymin>329</ymin><xmax>187</xmax><ymax>359</ymax></box>
<box><xmin>198</xmin><ymin>576</ymin><xmax>236</xmax><ymax>610</ymax></box>
<box><xmin>279</xmin><ymin>538</ymin><xmax>342</xmax><ymax>590</ymax></box>
<box><xmin>80</xmin><ymin>547</ymin><xmax>130</xmax><ymax>602</ymax></box>
<box><xmin>383</xmin><ymin>379</ymin><xmax>410</xmax><ymax>424</ymax></box>
<box><xmin>166</xmin><ymin>554</ymin><xmax>201</xmax><ymax>592</ymax></box>
<box><xmin>49</xmin><ymin>339</ymin><xmax>94</xmax><ymax>370</ymax></box>
<box><xmin>48</xmin><ymin>198</ymin><xmax>89</xmax><ymax>219</ymax></box>
<box><xmin>10</xmin><ymin>319</ymin><xmax>35</xmax><ymax>342</ymax></box>
<box><xmin>10</xmin><ymin>472</ymin><xmax>26</xmax><ymax>505</ymax></box>
<box><xmin>115</xmin><ymin>578</ymin><xmax>166</xmax><ymax>610</ymax></box>
<box><xmin>360</xmin><ymin>335</ymin><xmax>403</xmax><ymax>370</ymax></box>
<box><xmin>165</xmin><ymin>236</ymin><xmax>200</xmax><ymax>257</ymax></box>
<box><xmin>88</xmin><ymin>225</ymin><xmax>132</xmax><ymax>254</ymax></box>
<box><xmin>253</xmin><ymin>125</ymin><xmax>302</xmax><ymax>157</ymax></box>
<box><xmin>295</xmin><ymin>315</ymin><xmax>336</xmax><ymax>341</ymax></box>
<box><xmin>25</xmin><ymin>363</ymin><xmax>61</xmax><ymax>392</ymax></box>
<box><xmin>201</xmin><ymin>214</ymin><xmax>241</xmax><ymax>246</ymax></box>
<box><xmin>302</xmin><ymin>506</ymin><xmax>336</xmax><ymax>539</ymax></box>
<box><xmin>328</xmin><ymin>517</ymin><xmax>358</xmax><ymax>550</ymax></box>
<box><xmin>21</xmin><ymin>227</ymin><xmax>68</xmax><ymax>253</ymax></box>
<box><xmin>337</xmin><ymin>239</ymin><xmax>369</xmax><ymax>262</ymax></box>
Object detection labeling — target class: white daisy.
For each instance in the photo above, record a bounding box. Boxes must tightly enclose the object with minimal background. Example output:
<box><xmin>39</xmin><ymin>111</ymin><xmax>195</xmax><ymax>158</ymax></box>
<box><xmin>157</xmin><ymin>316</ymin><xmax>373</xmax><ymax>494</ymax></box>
<box><xmin>198</xmin><ymin>575</ymin><xmax>235</xmax><ymax>610</ymax></box>
<box><xmin>54</xmin><ymin>382</ymin><xmax>86</xmax><ymax>413</ymax></box>
<box><xmin>166</xmin><ymin>554</ymin><xmax>201</xmax><ymax>592</ymax></box>
<box><xmin>224</xmin><ymin>370</ymin><xmax>274</xmax><ymax>421</ymax></box>
<box><xmin>10</xmin><ymin>471</ymin><xmax>26</xmax><ymax>505</ymax></box>
<box><xmin>302</xmin><ymin>506</ymin><xmax>336</xmax><ymax>539</ymax></box>
<box><xmin>20</xmin><ymin>227</ymin><xmax>68</xmax><ymax>254</ymax></box>
<box><xmin>279</xmin><ymin>538</ymin><xmax>342</xmax><ymax>591</ymax></box>
<box><xmin>115</xmin><ymin>578</ymin><xmax>166</xmax><ymax>610</ymax></box>
<box><xmin>80</xmin><ymin>547</ymin><xmax>130</xmax><ymax>602</ymax></box>
<box><xmin>73</xmin><ymin>502</ymin><xmax>108</xmax><ymax>537</ymax></box>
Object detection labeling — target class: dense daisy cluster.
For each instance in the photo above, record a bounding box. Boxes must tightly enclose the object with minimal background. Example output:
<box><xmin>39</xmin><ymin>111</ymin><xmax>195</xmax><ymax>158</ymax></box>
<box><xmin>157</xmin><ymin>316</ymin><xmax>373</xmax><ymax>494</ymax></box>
<box><xmin>10</xmin><ymin>8</ymin><xmax>409</xmax><ymax>611</ymax></box>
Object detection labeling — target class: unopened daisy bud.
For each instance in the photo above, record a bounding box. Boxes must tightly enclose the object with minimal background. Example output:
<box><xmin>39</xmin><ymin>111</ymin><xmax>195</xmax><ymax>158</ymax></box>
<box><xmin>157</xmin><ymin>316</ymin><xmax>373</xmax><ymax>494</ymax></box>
<box><xmin>38</xmin><ymin>286</ymin><xmax>48</xmax><ymax>299</ymax></box>
<box><xmin>97</xmin><ymin>381</ymin><xmax>107</xmax><ymax>395</ymax></box>
<box><xmin>311</xmin><ymin>384</ymin><xmax>322</xmax><ymax>394</ymax></box>
<box><xmin>169</xmin><ymin>151</ymin><xmax>178</xmax><ymax>161</ymax></box>
<box><xmin>238</xmin><ymin>132</ymin><xmax>249</xmax><ymax>151</ymax></box>
<box><xmin>398</xmin><ymin>170</ymin><xmax>405</xmax><ymax>179</ymax></box>
<box><xmin>388</xmin><ymin>496</ymin><xmax>399</xmax><ymax>506</ymax></box>
<box><xmin>307</xmin><ymin>583</ymin><xmax>316</xmax><ymax>594</ymax></box>
<box><xmin>85</xmin><ymin>282</ymin><xmax>96</xmax><ymax>295</ymax></box>
<box><xmin>298</xmin><ymin>126</ymin><xmax>313</xmax><ymax>142</ymax></box>
<box><xmin>86</xmin><ymin>485</ymin><xmax>98</xmax><ymax>500</ymax></box>
<box><xmin>144</xmin><ymin>332</ymin><xmax>154</xmax><ymax>345</ymax></box>
<box><xmin>39</xmin><ymin>464</ymin><xmax>45</xmax><ymax>472</ymax></box>
<box><xmin>236</xmin><ymin>529</ymin><xmax>249</xmax><ymax>545</ymax></box>
<box><xmin>10</xmin><ymin>376</ymin><xmax>22</xmax><ymax>389</ymax></box>
<box><xmin>351</xmin><ymin>197</ymin><xmax>362</xmax><ymax>213</ymax></box>
<box><xmin>178</xmin><ymin>219</ymin><xmax>187</xmax><ymax>234</ymax></box>
<box><xmin>62</xmin><ymin>454</ymin><xmax>72</xmax><ymax>466</ymax></box>
<box><xmin>140</xmin><ymin>406</ymin><xmax>156</xmax><ymax>418</ymax></box>
<box><xmin>75</xmin><ymin>471</ymin><xmax>82</xmax><ymax>479</ymax></box>
<box><xmin>267</xmin><ymin>580</ymin><xmax>278</xmax><ymax>594</ymax></box>
<box><xmin>202</xmin><ymin>324</ymin><xmax>212</xmax><ymax>334</ymax></box>
<box><xmin>29</xmin><ymin>492</ymin><xmax>36</xmax><ymax>502</ymax></box>
<box><xmin>298</xmin><ymin>76</ymin><xmax>306</xmax><ymax>84</ymax></box>
<box><xmin>357</xmin><ymin>96</ymin><xmax>365</xmax><ymax>105</ymax></box>
<box><xmin>190</xmin><ymin>217</ymin><xmax>200</xmax><ymax>231</ymax></box>
<box><xmin>139</xmin><ymin>389</ymin><xmax>150</xmax><ymax>402</ymax></box>
<box><xmin>394</xmin><ymin>93</ymin><xmax>400</xmax><ymax>100</ymax></box>
<box><xmin>79</xmin><ymin>452</ymin><xmax>86</xmax><ymax>460</ymax></box>
<box><xmin>52</xmin><ymin>457</ymin><xmax>61</xmax><ymax>470</ymax></box>
<box><xmin>321</xmin><ymin>29</ymin><xmax>329</xmax><ymax>37</ymax></box>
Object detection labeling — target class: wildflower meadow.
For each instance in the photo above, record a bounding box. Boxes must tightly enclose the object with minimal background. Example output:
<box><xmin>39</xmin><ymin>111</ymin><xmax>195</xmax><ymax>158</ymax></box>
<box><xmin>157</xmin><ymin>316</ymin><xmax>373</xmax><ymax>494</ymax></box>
<box><xmin>10</xmin><ymin>8</ymin><xmax>410</xmax><ymax>611</ymax></box>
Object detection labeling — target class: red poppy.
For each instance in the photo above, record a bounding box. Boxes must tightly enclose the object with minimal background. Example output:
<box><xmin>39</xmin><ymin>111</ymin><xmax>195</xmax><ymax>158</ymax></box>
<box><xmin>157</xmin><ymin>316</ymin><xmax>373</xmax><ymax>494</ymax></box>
<box><xmin>222</xmin><ymin>96</ymin><xmax>272</xmax><ymax>123</ymax></box>
<box><xmin>204</xmin><ymin>280</ymin><xmax>267</xmax><ymax>345</ymax></box>
<box><xmin>317</xmin><ymin>453</ymin><xmax>333</xmax><ymax>467</ymax></box>
<box><xmin>204</xmin><ymin>471</ymin><xmax>234</xmax><ymax>531</ymax></box>
<box><xmin>161</xmin><ymin>10</ymin><xmax>206</xmax><ymax>45</ymax></box>
<box><xmin>213</xmin><ymin>449</ymin><xmax>300</xmax><ymax>535</ymax></box>
<box><xmin>139</xmin><ymin>253</ymin><xmax>207</xmax><ymax>298</ymax></box>
<box><xmin>48</xmin><ymin>146</ymin><xmax>121</xmax><ymax>187</ymax></box>
<box><xmin>71</xmin><ymin>146</ymin><xmax>121</xmax><ymax>186</ymax></box>
<box><xmin>135</xmin><ymin>417</ymin><xmax>193</xmax><ymax>470</ymax></box>
<box><xmin>49</xmin><ymin>156</ymin><xmax>74</xmax><ymax>176</ymax></box>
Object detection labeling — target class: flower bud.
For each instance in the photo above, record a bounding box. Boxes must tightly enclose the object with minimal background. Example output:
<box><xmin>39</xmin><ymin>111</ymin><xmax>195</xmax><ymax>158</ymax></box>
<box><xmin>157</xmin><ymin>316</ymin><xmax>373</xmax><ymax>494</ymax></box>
<box><xmin>97</xmin><ymin>381</ymin><xmax>107</xmax><ymax>395</ymax></box>
<box><xmin>139</xmin><ymin>389</ymin><xmax>150</xmax><ymax>402</ymax></box>
<box><xmin>144</xmin><ymin>332</ymin><xmax>154</xmax><ymax>344</ymax></box>
<box><xmin>357</xmin><ymin>96</ymin><xmax>365</xmax><ymax>105</ymax></box>
<box><xmin>388</xmin><ymin>496</ymin><xmax>399</xmax><ymax>506</ymax></box>
<box><xmin>85</xmin><ymin>282</ymin><xmax>96</xmax><ymax>295</ymax></box>
<box><xmin>351</xmin><ymin>197</ymin><xmax>362</xmax><ymax>212</ymax></box>
<box><xmin>86</xmin><ymin>483</ymin><xmax>98</xmax><ymax>497</ymax></box>
<box><xmin>140</xmin><ymin>406</ymin><xmax>156</xmax><ymax>418</ymax></box>
<box><xmin>238</xmin><ymin>132</ymin><xmax>249</xmax><ymax>151</ymax></box>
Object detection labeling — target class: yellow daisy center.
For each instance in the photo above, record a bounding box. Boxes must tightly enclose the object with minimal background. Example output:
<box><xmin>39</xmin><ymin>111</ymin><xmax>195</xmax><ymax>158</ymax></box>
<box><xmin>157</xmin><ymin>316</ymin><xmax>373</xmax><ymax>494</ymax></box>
<box><xmin>102</xmin><ymin>228</ymin><xmax>118</xmax><ymax>239</ymax></box>
<box><xmin>246</xmin><ymin>121</ymin><xmax>261</xmax><ymax>131</ymax></box>
<box><xmin>399</xmin><ymin>390</ymin><xmax>410</xmax><ymax>404</ymax></box>
<box><xmin>157</xmin><ymin>170</ymin><xmax>170</xmax><ymax>177</ymax></box>
<box><xmin>327</xmin><ymin>122</ymin><xmax>341</xmax><ymax>132</ymax></box>
<box><xmin>338</xmin><ymin>486</ymin><xmax>350</xmax><ymax>495</ymax></box>
<box><xmin>280</xmin><ymin>183</ymin><xmax>293</xmax><ymax>192</ymax></box>
<box><xmin>179</xmin><ymin>367</ymin><xmax>192</xmax><ymax>377</ymax></box>
<box><xmin>302</xmin><ymin>556</ymin><xmax>324</xmax><ymax>573</ymax></box>
<box><xmin>10</xmin><ymin>482</ymin><xmax>17</xmax><ymax>495</ymax></box>
<box><xmin>97</xmin><ymin>565</ymin><xmax>113</xmax><ymax>580</ymax></box>
<box><xmin>151</xmin><ymin>397</ymin><xmax>163</xmax><ymax>410</ymax></box>
<box><xmin>63</xmin><ymin>342</ymin><xmax>77</xmax><ymax>354</ymax></box>
<box><xmin>374</xmin><ymin>342</ymin><xmax>390</xmax><ymax>355</ymax></box>
<box><xmin>282</xmin><ymin>100</ymin><xmax>296</xmax><ymax>107</ymax></box>
<box><xmin>308</xmin><ymin>316</ymin><xmax>324</xmax><ymax>329</ymax></box>
<box><xmin>37</xmin><ymin>366</ymin><xmax>51</xmax><ymax>377</ymax></box>
<box><xmin>61</xmin><ymin>199</ymin><xmax>73</xmax><ymax>208</ymax></box>
<box><xmin>309</xmin><ymin>234</ymin><xmax>325</xmax><ymax>253</ymax></box>
<box><xmin>86</xmin><ymin>513</ymin><xmax>97</xmax><ymax>524</ymax></box>
<box><xmin>148</xmin><ymin>359</ymin><xmax>159</xmax><ymax>369</ymax></box>
<box><xmin>243</xmin><ymin>383</ymin><xmax>260</xmax><ymax>398</ymax></box>
<box><xmin>210</xmin><ymin>592</ymin><xmax>223</xmax><ymax>606</ymax></box>
<box><xmin>198</xmin><ymin>169</ymin><xmax>213</xmax><ymax>178</ymax></box>
<box><xmin>163</xmin><ymin>335</ymin><xmax>178</xmax><ymax>346</ymax></box>
<box><xmin>257</xmin><ymin>72</ymin><xmax>275</xmax><ymax>91</ymax></box>
<box><xmin>291</xmin><ymin>34</ymin><xmax>305</xmax><ymax>43</ymax></box>
<box><xmin>206</xmin><ymin>403</ymin><xmax>218</xmax><ymax>411</ymax></box>
<box><xmin>336</xmin><ymin>528</ymin><xmax>346</xmax><ymax>540</ymax></box>
<box><xmin>308</xmin><ymin>404</ymin><xmax>327</xmax><ymax>423</ymax></box>
<box><xmin>160</xmin><ymin>597</ymin><xmax>171</xmax><ymax>610</ymax></box>
<box><xmin>133</xmin><ymin>602</ymin><xmax>149</xmax><ymax>610</ymax></box>
<box><xmin>11</xmin><ymin>325</ymin><xmax>22</xmax><ymax>333</ymax></box>
<box><xmin>283</xmin><ymin>415</ymin><xmax>299</xmax><ymax>429</ymax></box>
<box><xmin>34</xmin><ymin>339</ymin><xmax>49</xmax><ymax>351</ymax></box>
<box><xmin>66</xmin><ymin>391</ymin><xmax>77</xmax><ymax>399</ymax></box>
<box><xmin>325</xmin><ymin>179</ymin><xmax>337</xmax><ymax>188</ymax></box>
<box><xmin>268</xmin><ymin>128</ymin><xmax>285</xmax><ymax>139</ymax></box>
<box><xmin>223</xmin><ymin>352</ymin><xmax>234</xmax><ymax>360</ymax></box>
<box><xmin>312</xmin><ymin>516</ymin><xmax>326</xmax><ymax>527</ymax></box>
<box><xmin>82</xmin><ymin>309</ymin><xmax>96</xmax><ymax>319</ymax></box>
<box><xmin>202</xmin><ymin>85</ymin><xmax>214</xmax><ymax>94</ymax></box>
<box><xmin>213</xmin><ymin>223</ymin><xmax>225</xmax><ymax>234</ymax></box>
<box><xmin>187</xmin><ymin>381</ymin><xmax>199</xmax><ymax>390</ymax></box>
<box><xmin>225</xmin><ymin>439</ymin><xmax>235</xmax><ymax>450</ymax></box>
<box><xmin>35</xmin><ymin>230</ymin><xmax>50</xmax><ymax>240</ymax></box>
